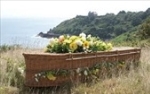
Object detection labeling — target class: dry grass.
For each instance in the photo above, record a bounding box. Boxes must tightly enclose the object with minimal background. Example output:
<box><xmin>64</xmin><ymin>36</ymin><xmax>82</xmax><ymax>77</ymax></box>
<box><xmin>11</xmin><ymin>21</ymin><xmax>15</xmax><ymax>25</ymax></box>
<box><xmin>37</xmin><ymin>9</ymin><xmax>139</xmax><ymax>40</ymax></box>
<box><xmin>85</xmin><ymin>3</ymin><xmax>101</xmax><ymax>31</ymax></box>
<box><xmin>0</xmin><ymin>47</ymin><xmax>150</xmax><ymax>94</ymax></box>
<box><xmin>0</xmin><ymin>48</ymin><xmax>43</xmax><ymax>94</ymax></box>
<box><xmin>0</xmin><ymin>86</ymin><xmax>19</xmax><ymax>94</ymax></box>
<box><xmin>72</xmin><ymin>47</ymin><xmax>150</xmax><ymax>94</ymax></box>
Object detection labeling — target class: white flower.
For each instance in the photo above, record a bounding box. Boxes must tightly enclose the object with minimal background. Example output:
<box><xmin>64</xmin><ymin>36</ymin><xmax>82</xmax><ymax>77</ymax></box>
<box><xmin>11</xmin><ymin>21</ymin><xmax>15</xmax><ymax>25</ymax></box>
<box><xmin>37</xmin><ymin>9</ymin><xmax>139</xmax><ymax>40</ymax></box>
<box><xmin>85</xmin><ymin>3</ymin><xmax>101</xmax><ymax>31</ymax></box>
<box><xmin>66</xmin><ymin>35</ymin><xmax>70</xmax><ymax>38</ymax></box>
<box><xmin>84</xmin><ymin>70</ymin><xmax>88</xmax><ymax>76</ymax></box>
<box><xmin>87</xmin><ymin>34</ymin><xmax>91</xmax><ymax>38</ymax></box>
<box><xmin>49</xmin><ymin>38</ymin><xmax>55</xmax><ymax>45</ymax></box>
<box><xmin>75</xmin><ymin>40</ymin><xmax>83</xmax><ymax>46</ymax></box>
<box><xmin>59</xmin><ymin>35</ymin><xmax>64</xmax><ymax>42</ymax></box>
<box><xmin>76</xmin><ymin>68</ymin><xmax>81</xmax><ymax>73</ymax></box>
<box><xmin>59</xmin><ymin>35</ymin><xmax>64</xmax><ymax>39</ymax></box>
<box><xmin>79</xmin><ymin>32</ymin><xmax>86</xmax><ymax>38</ymax></box>
<box><xmin>35</xmin><ymin>74</ymin><xmax>38</xmax><ymax>77</ymax></box>
<box><xmin>35</xmin><ymin>78</ymin><xmax>39</xmax><ymax>82</ymax></box>
<box><xmin>43</xmin><ymin>76</ymin><xmax>46</xmax><ymax>78</ymax></box>
<box><xmin>18</xmin><ymin>67</ymin><xmax>24</xmax><ymax>74</ymax></box>
<box><xmin>38</xmin><ymin>73</ymin><xmax>41</xmax><ymax>76</ymax></box>
<box><xmin>89</xmin><ymin>41</ymin><xmax>94</xmax><ymax>46</ymax></box>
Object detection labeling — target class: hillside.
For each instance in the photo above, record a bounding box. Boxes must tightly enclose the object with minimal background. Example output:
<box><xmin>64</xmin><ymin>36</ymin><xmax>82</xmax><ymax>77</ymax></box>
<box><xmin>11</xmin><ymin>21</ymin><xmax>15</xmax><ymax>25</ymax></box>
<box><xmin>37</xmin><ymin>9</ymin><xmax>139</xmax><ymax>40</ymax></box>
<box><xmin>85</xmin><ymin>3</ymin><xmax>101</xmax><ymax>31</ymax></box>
<box><xmin>112</xmin><ymin>16</ymin><xmax>150</xmax><ymax>46</ymax></box>
<box><xmin>40</xmin><ymin>8</ymin><xmax>150</xmax><ymax>41</ymax></box>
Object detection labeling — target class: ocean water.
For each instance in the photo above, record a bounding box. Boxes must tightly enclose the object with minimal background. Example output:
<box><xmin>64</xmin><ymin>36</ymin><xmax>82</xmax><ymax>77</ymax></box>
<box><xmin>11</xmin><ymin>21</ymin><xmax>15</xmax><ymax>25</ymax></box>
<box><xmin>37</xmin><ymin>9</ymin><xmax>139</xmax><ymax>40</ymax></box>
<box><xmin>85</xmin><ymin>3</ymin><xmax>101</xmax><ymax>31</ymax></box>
<box><xmin>1</xmin><ymin>18</ymin><xmax>64</xmax><ymax>48</ymax></box>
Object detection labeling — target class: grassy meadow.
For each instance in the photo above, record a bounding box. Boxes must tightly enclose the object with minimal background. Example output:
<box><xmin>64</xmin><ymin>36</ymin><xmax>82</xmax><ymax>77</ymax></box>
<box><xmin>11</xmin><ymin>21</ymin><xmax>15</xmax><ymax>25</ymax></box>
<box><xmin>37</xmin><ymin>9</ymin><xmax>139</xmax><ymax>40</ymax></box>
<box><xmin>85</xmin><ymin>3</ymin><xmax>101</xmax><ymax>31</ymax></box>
<box><xmin>0</xmin><ymin>45</ymin><xmax>150</xmax><ymax>94</ymax></box>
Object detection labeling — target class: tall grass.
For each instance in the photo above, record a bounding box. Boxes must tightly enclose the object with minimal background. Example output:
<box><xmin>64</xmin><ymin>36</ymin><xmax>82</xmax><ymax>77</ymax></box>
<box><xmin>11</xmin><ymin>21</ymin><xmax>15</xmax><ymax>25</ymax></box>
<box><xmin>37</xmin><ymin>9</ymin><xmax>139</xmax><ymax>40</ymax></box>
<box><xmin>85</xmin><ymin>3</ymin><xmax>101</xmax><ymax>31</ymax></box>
<box><xmin>72</xmin><ymin>47</ymin><xmax>150</xmax><ymax>94</ymax></box>
<box><xmin>0</xmin><ymin>44</ymin><xmax>22</xmax><ymax>53</ymax></box>
<box><xmin>0</xmin><ymin>46</ymin><xmax>150</xmax><ymax>94</ymax></box>
<box><xmin>0</xmin><ymin>47</ymin><xmax>43</xmax><ymax>94</ymax></box>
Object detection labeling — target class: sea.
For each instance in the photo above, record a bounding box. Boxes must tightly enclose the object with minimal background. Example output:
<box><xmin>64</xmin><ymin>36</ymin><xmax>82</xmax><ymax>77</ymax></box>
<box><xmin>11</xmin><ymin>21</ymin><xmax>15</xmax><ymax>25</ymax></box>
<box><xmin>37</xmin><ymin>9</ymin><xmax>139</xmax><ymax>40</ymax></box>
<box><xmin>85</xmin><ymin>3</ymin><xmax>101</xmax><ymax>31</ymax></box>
<box><xmin>1</xmin><ymin>18</ymin><xmax>65</xmax><ymax>48</ymax></box>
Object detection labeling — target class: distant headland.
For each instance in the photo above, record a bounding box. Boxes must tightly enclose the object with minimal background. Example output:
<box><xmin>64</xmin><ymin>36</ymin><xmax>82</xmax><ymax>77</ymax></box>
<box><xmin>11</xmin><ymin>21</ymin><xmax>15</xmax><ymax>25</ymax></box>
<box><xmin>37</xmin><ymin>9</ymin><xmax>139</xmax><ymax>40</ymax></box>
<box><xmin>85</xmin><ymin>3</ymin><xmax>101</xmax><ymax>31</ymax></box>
<box><xmin>37</xmin><ymin>32</ymin><xmax>60</xmax><ymax>38</ymax></box>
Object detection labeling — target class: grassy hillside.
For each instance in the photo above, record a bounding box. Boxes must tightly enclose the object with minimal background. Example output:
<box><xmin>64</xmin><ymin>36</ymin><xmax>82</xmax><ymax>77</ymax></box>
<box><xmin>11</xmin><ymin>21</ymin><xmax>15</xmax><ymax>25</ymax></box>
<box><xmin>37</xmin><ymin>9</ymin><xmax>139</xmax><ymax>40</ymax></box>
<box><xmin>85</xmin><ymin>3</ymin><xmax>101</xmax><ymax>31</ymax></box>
<box><xmin>112</xmin><ymin>17</ymin><xmax>150</xmax><ymax>47</ymax></box>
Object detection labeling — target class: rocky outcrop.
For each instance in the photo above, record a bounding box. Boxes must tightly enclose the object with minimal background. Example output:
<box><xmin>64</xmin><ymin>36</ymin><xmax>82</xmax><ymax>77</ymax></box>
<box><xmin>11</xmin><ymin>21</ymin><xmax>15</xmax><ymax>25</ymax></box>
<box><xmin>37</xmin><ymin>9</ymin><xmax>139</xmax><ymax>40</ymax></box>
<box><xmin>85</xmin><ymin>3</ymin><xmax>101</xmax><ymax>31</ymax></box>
<box><xmin>37</xmin><ymin>32</ymin><xmax>60</xmax><ymax>38</ymax></box>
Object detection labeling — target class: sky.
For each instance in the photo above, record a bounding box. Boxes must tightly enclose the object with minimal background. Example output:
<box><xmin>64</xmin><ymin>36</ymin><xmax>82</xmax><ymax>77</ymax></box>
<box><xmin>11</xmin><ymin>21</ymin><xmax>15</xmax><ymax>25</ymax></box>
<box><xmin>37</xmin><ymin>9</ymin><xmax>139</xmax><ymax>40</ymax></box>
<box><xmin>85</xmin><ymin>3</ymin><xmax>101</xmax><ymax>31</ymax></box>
<box><xmin>1</xmin><ymin>1</ymin><xmax>150</xmax><ymax>19</ymax></box>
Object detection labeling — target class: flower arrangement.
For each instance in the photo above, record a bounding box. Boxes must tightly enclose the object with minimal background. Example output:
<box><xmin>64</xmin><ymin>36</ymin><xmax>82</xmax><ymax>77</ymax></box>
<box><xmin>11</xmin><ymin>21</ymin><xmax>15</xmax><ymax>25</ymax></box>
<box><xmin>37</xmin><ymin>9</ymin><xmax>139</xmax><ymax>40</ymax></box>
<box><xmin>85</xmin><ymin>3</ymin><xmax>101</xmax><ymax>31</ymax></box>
<box><xmin>34</xmin><ymin>61</ymin><xmax>126</xmax><ymax>82</ymax></box>
<box><xmin>33</xmin><ymin>33</ymin><xmax>113</xmax><ymax>82</ymax></box>
<box><xmin>45</xmin><ymin>33</ymin><xmax>112</xmax><ymax>53</ymax></box>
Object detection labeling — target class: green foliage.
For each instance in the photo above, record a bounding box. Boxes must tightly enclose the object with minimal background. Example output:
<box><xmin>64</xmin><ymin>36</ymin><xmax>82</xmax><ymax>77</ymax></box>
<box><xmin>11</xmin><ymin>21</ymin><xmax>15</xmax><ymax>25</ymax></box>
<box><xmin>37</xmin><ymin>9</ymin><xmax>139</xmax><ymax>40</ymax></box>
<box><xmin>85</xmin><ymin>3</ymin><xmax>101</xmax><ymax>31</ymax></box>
<box><xmin>112</xmin><ymin>17</ymin><xmax>150</xmax><ymax>47</ymax></box>
<box><xmin>48</xmin><ymin>8</ymin><xmax>150</xmax><ymax>41</ymax></box>
<box><xmin>34</xmin><ymin>61</ymin><xmax>134</xmax><ymax>83</ymax></box>
<box><xmin>139</xmin><ymin>17</ymin><xmax>150</xmax><ymax>39</ymax></box>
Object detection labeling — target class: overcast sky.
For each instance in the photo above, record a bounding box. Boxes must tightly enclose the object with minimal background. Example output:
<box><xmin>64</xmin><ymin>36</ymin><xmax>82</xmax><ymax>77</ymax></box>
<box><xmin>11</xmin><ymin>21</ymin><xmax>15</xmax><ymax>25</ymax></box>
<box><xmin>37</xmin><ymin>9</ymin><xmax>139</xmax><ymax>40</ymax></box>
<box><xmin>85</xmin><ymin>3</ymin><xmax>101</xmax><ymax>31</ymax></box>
<box><xmin>1</xmin><ymin>1</ymin><xmax>150</xmax><ymax>19</ymax></box>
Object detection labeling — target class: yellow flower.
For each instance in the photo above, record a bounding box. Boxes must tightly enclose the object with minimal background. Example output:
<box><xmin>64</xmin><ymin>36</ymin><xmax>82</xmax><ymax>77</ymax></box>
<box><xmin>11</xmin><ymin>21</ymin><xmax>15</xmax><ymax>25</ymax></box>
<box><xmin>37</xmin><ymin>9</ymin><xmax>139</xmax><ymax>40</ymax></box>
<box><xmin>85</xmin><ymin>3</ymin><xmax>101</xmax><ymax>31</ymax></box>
<box><xmin>106</xmin><ymin>43</ymin><xmax>113</xmax><ymax>50</ymax></box>
<box><xmin>81</xmin><ymin>37</ymin><xmax>86</xmax><ymax>41</ymax></box>
<box><xmin>101</xmin><ymin>42</ymin><xmax>106</xmax><ymax>47</ymax></box>
<box><xmin>46</xmin><ymin>33</ymin><xmax>113</xmax><ymax>53</ymax></box>
<box><xmin>70</xmin><ymin>36</ymin><xmax>77</xmax><ymax>41</ymax></box>
<box><xmin>69</xmin><ymin>42</ymin><xmax>77</xmax><ymax>51</ymax></box>
<box><xmin>83</xmin><ymin>41</ymin><xmax>89</xmax><ymax>49</ymax></box>
<box><xmin>63</xmin><ymin>39</ymin><xmax>72</xmax><ymax>44</ymax></box>
<box><xmin>47</xmin><ymin>72</ymin><xmax>56</xmax><ymax>81</ymax></box>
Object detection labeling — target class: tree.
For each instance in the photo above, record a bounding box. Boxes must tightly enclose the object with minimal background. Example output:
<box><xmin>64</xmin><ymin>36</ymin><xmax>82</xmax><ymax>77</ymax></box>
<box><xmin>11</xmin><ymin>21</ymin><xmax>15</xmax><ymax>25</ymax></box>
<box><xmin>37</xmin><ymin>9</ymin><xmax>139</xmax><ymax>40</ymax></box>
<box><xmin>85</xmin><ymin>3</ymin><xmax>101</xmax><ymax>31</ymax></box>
<box><xmin>88</xmin><ymin>11</ymin><xmax>98</xmax><ymax>21</ymax></box>
<box><xmin>132</xmin><ymin>17</ymin><xmax>142</xmax><ymax>26</ymax></box>
<box><xmin>142</xmin><ymin>8</ymin><xmax>150</xmax><ymax>19</ymax></box>
<box><xmin>139</xmin><ymin>17</ymin><xmax>150</xmax><ymax>38</ymax></box>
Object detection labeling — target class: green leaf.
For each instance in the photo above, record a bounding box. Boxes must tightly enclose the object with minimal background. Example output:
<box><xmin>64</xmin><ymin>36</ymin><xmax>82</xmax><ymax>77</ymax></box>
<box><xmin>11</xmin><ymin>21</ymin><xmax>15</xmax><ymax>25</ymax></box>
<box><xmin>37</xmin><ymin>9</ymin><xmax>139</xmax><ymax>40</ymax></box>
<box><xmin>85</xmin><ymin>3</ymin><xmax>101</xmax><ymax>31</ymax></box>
<box><xmin>46</xmin><ymin>72</ymin><xmax>56</xmax><ymax>81</ymax></box>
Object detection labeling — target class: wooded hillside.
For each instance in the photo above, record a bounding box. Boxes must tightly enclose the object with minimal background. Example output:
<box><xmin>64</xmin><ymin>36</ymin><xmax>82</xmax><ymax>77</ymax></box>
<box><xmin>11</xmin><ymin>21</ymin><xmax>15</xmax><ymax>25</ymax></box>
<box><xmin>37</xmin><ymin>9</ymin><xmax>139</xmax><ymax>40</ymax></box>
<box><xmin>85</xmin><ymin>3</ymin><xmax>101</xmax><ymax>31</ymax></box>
<box><xmin>46</xmin><ymin>8</ymin><xmax>150</xmax><ymax>41</ymax></box>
